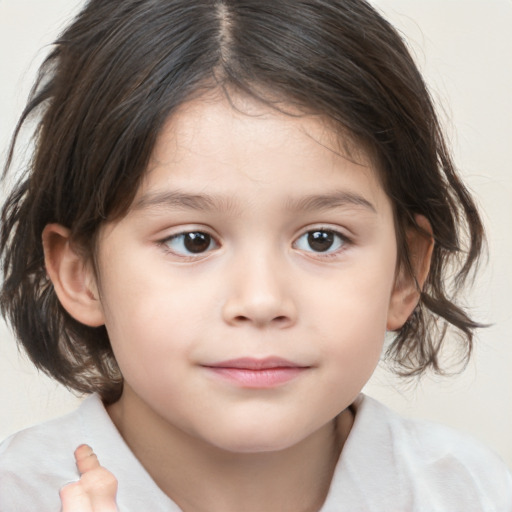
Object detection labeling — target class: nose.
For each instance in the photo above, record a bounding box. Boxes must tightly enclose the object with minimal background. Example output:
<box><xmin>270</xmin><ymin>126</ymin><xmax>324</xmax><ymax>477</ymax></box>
<box><xmin>221</xmin><ymin>252</ymin><xmax>297</xmax><ymax>329</ymax></box>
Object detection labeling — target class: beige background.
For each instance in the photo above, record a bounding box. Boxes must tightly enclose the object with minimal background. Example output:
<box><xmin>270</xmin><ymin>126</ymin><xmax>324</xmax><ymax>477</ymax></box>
<box><xmin>1</xmin><ymin>0</ymin><xmax>511</xmax><ymax>468</ymax></box>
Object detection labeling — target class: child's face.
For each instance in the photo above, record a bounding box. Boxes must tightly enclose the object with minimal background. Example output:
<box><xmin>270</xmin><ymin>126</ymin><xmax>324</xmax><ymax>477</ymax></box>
<box><xmin>93</xmin><ymin>95</ymin><xmax>403</xmax><ymax>452</ymax></box>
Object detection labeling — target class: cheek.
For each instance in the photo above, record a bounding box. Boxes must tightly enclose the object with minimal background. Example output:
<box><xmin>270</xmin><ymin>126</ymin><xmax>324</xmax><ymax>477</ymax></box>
<box><xmin>97</xmin><ymin>256</ymin><xmax>207</xmax><ymax>373</ymax></box>
<box><xmin>313</xmin><ymin>303</ymin><xmax>386</xmax><ymax>405</ymax></box>
<box><xmin>321</xmin><ymin>296</ymin><xmax>386</xmax><ymax>369</ymax></box>
<box><xmin>311</xmin><ymin>258</ymin><xmax>396</xmax><ymax>378</ymax></box>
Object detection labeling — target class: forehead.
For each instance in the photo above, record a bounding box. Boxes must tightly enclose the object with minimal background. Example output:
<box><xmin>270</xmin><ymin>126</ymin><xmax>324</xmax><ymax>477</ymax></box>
<box><xmin>152</xmin><ymin>93</ymin><xmax>370</xmax><ymax>167</ymax></box>
<box><xmin>134</xmin><ymin>93</ymin><xmax>389</xmax><ymax>216</ymax></box>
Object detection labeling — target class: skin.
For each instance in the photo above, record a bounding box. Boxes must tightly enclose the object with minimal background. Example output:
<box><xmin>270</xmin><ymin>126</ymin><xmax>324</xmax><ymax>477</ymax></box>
<box><xmin>46</xmin><ymin>94</ymin><xmax>432</xmax><ymax>512</ymax></box>
<box><xmin>60</xmin><ymin>446</ymin><xmax>118</xmax><ymax>512</ymax></box>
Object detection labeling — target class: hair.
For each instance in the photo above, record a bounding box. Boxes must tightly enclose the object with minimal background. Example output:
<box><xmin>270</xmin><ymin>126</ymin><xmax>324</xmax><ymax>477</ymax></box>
<box><xmin>1</xmin><ymin>0</ymin><xmax>484</xmax><ymax>403</ymax></box>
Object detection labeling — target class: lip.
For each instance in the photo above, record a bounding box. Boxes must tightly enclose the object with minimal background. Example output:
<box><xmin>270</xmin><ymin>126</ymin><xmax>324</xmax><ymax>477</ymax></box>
<box><xmin>202</xmin><ymin>357</ymin><xmax>310</xmax><ymax>388</ymax></box>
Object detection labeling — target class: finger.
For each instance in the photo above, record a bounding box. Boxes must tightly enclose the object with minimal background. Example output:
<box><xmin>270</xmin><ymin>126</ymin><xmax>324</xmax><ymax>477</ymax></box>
<box><xmin>75</xmin><ymin>444</ymin><xmax>101</xmax><ymax>474</ymax></box>
<box><xmin>69</xmin><ymin>445</ymin><xmax>119</xmax><ymax>512</ymax></box>
<box><xmin>60</xmin><ymin>481</ymin><xmax>94</xmax><ymax>512</ymax></box>
<box><xmin>80</xmin><ymin>466</ymin><xmax>119</xmax><ymax>512</ymax></box>
<box><xmin>75</xmin><ymin>446</ymin><xmax>119</xmax><ymax>512</ymax></box>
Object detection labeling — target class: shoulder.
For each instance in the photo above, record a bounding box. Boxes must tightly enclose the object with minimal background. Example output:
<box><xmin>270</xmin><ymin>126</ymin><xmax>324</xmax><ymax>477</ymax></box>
<box><xmin>0</xmin><ymin>395</ymin><xmax>177</xmax><ymax>511</ymax></box>
<box><xmin>0</xmin><ymin>394</ymin><xmax>103</xmax><ymax>511</ymax></box>
<box><xmin>331</xmin><ymin>395</ymin><xmax>512</xmax><ymax>511</ymax></box>
<box><xmin>360</xmin><ymin>395</ymin><xmax>510</xmax><ymax>474</ymax></box>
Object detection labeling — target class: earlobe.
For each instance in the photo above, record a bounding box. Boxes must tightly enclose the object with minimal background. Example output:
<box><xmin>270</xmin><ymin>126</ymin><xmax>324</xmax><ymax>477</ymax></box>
<box><xmin>387</xmin><ymin>215</ymin><xmax>434</xmax><ymax>331</ymax></box>
<box><xmin>42</xmin><ymin>224</ymin><xmax>105</xmax><ymax>327</ymax></box>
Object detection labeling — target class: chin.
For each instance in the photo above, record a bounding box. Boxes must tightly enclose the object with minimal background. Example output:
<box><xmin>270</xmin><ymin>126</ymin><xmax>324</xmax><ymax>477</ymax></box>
<box><xmin>203</xmin><ymin>422</ymin><xmax>312</xmax><ymax>455</ymax></box>
<box><xmin>217</xmin><ymin>438</ymin><xmax>298</xmax><ymax>455</ymax></box>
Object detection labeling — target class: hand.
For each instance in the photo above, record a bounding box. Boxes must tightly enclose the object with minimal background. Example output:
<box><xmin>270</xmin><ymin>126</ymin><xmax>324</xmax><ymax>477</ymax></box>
<box><xmin>60</xmin><ymin>445</ymin><xmax>119</xmax><ymax>512</ymax></box>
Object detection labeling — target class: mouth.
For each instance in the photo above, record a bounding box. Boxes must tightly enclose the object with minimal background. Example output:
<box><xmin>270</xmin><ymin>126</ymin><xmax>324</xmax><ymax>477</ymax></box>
<box><xmin>201</xmin><ymin>357</ymin><xmax>310</xmax><ymax>388</ymax></box>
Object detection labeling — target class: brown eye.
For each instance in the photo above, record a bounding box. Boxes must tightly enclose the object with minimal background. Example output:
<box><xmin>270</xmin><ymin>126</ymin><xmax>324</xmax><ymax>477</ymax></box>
<box><xmin>294</xmin><ymin>229</ymin><xmax>346</xmax><ymax>254</ymax></box>
<box><xmin>164</xmin><ymin>232</ymin><xmax>217</xmax><ymax>255</ymax></box>
<box><xmin>183</xmin><ymin>232</ymin><xmax>212</xmax><ymax>253</ymax></box>
<box><xmin>307</xmin><ymin>231</ymin><xmax>334</xmax><ymax>252</ymax></box>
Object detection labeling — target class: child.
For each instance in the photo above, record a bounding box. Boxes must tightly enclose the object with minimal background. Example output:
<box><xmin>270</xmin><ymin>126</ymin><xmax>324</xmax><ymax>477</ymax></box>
<box><xmin>1</xmin><ymin>0</ymin><xmax>511</xmax><ymax>510</ymax></box>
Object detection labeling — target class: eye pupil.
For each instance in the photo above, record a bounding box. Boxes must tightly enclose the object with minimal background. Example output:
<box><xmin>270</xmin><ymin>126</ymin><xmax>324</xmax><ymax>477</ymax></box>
<box><xmin>308</xmin><ymin>231</ymin><xmax>334</xmax><ymax>252</ymax></box>
<box><xmin>184</xmin><ymin>232</ymin><xmax>211</xmax><ymax>253</ymax></box>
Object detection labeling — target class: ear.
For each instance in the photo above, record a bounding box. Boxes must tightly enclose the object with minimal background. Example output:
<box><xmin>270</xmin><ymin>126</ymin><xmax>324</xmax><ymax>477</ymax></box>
<box><xmin>42</xmin><ymin>224</ymin><xmax>105</xmax><ymax>327</ymax></box>
<box><xmin>387</xmin><ymin>215</ymin><xmax>434</xmax><ymax>331</ymax></box>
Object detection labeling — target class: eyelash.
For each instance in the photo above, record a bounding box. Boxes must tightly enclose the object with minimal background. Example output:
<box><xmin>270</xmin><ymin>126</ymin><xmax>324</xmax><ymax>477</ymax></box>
<box><xmin>293</xmin><ymin>228</ymin><xmax>351</xmax><ymax>258</ymax></box>
<box><xmin>158</xmin><ymin>227</ymin><xmax>351</xmax><ymax>260</ymax></box>
<box><xmin>160</xmin><ymin>231</ymin><xmax>219</xmax><ymax>260</ymax></box>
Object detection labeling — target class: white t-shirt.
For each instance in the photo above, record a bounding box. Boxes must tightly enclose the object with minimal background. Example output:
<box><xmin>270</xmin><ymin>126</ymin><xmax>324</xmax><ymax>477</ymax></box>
<box><xmin>1</xmin><ymin>394</ymin><xmax>511</xmax><ymax>511</ymax></box>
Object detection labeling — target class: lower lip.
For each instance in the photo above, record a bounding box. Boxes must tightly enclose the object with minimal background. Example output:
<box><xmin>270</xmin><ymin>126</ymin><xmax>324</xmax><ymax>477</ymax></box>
<box><xmin>204</xmin><ymin>367</ymin><xmax>306</xmax><ymax>388</ymax></box>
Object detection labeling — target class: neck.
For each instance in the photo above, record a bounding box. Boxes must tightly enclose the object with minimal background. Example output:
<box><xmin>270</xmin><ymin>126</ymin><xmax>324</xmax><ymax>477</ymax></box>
<box><xmin>107</xmin><ymin>387</ymin><xmax>354</xmax><ymax>512</ymax></box>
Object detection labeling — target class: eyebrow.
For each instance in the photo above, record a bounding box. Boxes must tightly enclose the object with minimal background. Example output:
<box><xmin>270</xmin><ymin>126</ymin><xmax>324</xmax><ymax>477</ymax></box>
<box><xmin>133</xmin><ymin>189</ymin><xmax>376</xmax><ymax>214</ymax></box>
<box><xmin>133</xmin><ymin>191</ymin><xmax>238</xmax><ymax>213</ymax></box>
<box><xmin>284</xmin><ymin>190</ymin><xmax>377</xmax><ymax>214</ymax></box>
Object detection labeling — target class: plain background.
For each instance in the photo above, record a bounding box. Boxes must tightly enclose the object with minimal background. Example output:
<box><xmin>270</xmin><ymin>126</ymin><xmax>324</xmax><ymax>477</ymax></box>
<box><xmin>1</xmin><ymin>0</ymin><xmax>511</xmax><ymax>469</ymax></box>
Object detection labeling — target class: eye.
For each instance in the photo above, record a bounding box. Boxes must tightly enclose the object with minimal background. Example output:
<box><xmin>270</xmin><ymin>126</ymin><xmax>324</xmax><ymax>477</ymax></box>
<box><xmin>294</xmin><ymin>229</ymin><xmax>347</xmax><ymax>254</ymax></box>
<box><xmin>163</xmin><ymin>231</ymin><xmax>218</xmax><ymax>256</ymax></box>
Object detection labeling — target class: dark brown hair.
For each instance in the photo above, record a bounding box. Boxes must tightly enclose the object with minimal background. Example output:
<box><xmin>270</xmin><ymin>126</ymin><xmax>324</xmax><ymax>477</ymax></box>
<box><xmin>1</xmin><ymin>0</ymin><xmax>484</xmax><ymax>403</ymax></box>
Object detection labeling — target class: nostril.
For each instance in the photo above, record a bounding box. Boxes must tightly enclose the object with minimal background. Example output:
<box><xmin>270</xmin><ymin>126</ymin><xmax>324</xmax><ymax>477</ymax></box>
<box><xmin>232</xmin><ymin>314</ymin><xmax>290</xmax><ymax>326</ymax></box>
